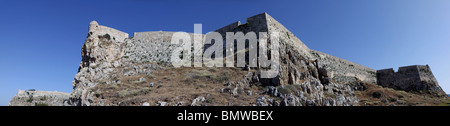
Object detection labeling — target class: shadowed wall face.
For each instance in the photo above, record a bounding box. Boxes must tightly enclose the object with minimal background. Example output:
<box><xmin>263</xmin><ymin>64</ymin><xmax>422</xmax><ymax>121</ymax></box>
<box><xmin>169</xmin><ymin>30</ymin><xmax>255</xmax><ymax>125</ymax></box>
<box><xmin>377</xmin><ymin>65</ymin><xmax>446</xmax><ymax>97</ymax></box>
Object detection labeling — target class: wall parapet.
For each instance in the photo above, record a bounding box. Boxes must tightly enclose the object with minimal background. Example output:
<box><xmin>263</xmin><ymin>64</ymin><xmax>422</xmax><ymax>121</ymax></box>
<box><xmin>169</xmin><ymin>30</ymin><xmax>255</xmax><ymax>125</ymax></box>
<box><xmin>88</xmin><ymin>21</ymin><xmax>129</xmax><ymax>42</ymax></box>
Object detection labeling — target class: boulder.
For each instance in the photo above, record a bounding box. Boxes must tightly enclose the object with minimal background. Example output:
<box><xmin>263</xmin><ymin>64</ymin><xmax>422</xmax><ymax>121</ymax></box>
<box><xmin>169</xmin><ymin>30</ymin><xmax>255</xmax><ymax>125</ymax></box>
<box><xmin>142</xmin><ymin>102</ymin><xmax>150</xmax><ymax>106</ymax></box>
<box><xmin>190</xmin><ymin>96</ymin><xmax>205</xmax><ymax>106</ymax></box>
<box><xmin>256</xmin><ymin>96</ymin><xmax>269</xmax><ymax>106</ymax></box>
<box><xmin>158</xmin><ymin>101</ymin><xmax>167</xmax><ymax>106</ymax></box>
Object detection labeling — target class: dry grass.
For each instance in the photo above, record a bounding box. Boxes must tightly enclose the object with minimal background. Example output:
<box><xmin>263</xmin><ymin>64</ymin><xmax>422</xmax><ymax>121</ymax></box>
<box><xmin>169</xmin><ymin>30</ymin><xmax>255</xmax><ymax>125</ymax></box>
<box><xmin>90</xmin><ymin>65</ymin><xmax>260</xmax><ymax>106</ymax></box>
<box><xmin>438</xmin><ymin>100</ymin><xmax>450</xmax><ymax>106</ymax></box>
<box><xmin>355</xmin><ymin>82</ymin><xmax>448</xmax><ymax>106</ymax></box>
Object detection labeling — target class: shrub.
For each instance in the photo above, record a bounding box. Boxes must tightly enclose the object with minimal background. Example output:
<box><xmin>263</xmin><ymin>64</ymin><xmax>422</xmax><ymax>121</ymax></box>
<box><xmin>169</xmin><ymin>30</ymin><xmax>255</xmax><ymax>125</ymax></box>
<box><xmin>311</xmin><ymin>52</ymin><xmax>320</xmax><ymax>57</ymax></box>
<box><xmin>277</xmin><ymin>85</ymin><xmax>301</xmax><ymax>95</ymax></box>
<box><xmin>277</xmin><ymin>86</ymin><xmax>290</xmax><ymax>95</ymax></box>
<box><xmin>207</xmin><ymin>67</ymin><xmax>217</xmax><ymax>72</ymax></box>
<box><xmin>26</xmin><ymin>96</ymin><xmax>33</xmax><ymax>103</ymax></box>
<box><xmin>216</xmin><ymin>71</ymin><xmax>231</xmax><ymax>82</ymax></box>
<box><xmin>109</xmin><ymin>84</ymin><xmax>119</xmax><ymax>89</ymax></box>
<box><xmin>372</xmin><ymin>91</ymin><xmax>383</xmax><ymax>98</ymax></box>
<box><xmin>118</xmin><ymin>89</ymin><xmax>135</xmax><ymax>98</ymax></box>
<box><xmin>438</xmin><ymin>100</ymin><xmax>450</xmax><ymax>106</ymax></box>
<box><xmin>206</xmin><ymin>99</ymin><xmax>214</xmax><ymax>103</ymax></box>
<box><xmin>186</xmin><ymin>70</ymin><xmax>215</xmax><ymax>80</ymax></box>
<box><xmin>286</xmin><ymin>32</ymin><xmax>290</xmax><ymax>39</ymax></box>
<box><xmin>40</xmin><ymin>96</ymin><xmax>47</xmax><ymax>101</ymax></box>
<box><xmin>140</xmin><ymin>88</ymin><xmax>151</xmax><ymax>94</ymax></box>
<box><xmin>325</xmin><ymin>92</ymin><xmax>336</xmax><ymax>99</ymax></box>
<box><xmin>216</xmin><ymin>75</ymin><xmax>230</xmax><ymax>82</ymax></box>
<box><xmin>133</xmin><ymin>80</ymin><xmax>147</xmax><ymax>84</ymax></box>
<box><xmin>118</xmin><ymin>88</ymin><xmax>150</xmax><ymax>98</ymax></box>
<box><xmin>285</xmin><ymin>85</ymin><xmax>301</xmax><ymax>92</ymax></box>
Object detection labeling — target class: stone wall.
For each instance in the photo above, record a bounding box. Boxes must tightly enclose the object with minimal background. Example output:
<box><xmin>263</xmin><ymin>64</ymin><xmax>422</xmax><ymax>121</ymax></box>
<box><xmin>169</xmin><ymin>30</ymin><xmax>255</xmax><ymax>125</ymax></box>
<box><xmin>9</xmin><ymin>89</ymin><xmax>70</xmax><ymax>106</ymax></box>
<box><xmin>265</xmin><ymin>13</ymin><xmax>312</xmax><ymax>58</ymax></box>
<box><xmin>126</xmin><ymin>31</ymin><xmax>186</xmax><ymax>63</ymax></box>
<box><xmin>211</xmin><ymin>13</ymin><xmax>377</xmax><ymax>85</ymax></box>
<box><xmin>311</xmin><ymin>50</ymin><xmax>377</xmax><ymax>84</ymax></box>
<box><xmin>266</xmin><ymin>13</ymin><xmax>376</xmax><ymax>85</ymax></box>
<box><xmin>215</xmin><ymin>21</ymin><xmax>242</xmax><ymax>34</ymax></box>
<box><xmin>376</xmin><ymin>65</ymin><xmax>446</xmax><ymax>97</ymax></box>
<box><xmin>89</xmin><ymin>21</ymin><xmax>129</xmax><ymax>42</ymax></box>
<box><xmin>212</xmin><ymin>13</ymin><xmax>270</xmax><ymax>66</ymax></box>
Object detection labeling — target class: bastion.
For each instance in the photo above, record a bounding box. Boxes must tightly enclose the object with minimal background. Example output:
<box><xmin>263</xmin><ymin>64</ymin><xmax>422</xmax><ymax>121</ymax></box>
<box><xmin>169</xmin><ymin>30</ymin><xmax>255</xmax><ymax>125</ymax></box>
<box><xmin>377</xmin><ymin>65</ymin><xmax>446</xmax><ymax>97</ymax></box>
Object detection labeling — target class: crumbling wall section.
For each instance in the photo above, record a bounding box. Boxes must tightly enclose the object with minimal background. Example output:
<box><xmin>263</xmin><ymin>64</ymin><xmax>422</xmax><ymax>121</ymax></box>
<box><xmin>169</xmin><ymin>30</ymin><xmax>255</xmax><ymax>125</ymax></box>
<box><xmin>9</xmin><ymin>89</ymin><xmax>70</xmax><ymax>106</ymax></box>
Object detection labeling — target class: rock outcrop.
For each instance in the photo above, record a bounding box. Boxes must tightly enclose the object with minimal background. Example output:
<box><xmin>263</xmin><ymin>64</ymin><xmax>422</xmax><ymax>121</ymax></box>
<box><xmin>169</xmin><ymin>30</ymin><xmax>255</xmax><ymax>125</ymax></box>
<box><xmin>68</xmin><ymin>21</ymin><xmax>131</xmax><ymax>106</ymax></box>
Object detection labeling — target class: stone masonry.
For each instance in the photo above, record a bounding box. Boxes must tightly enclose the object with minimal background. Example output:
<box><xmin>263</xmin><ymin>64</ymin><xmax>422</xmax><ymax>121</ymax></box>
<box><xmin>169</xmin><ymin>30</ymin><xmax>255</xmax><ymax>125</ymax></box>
<box><xmin>213</xmin><ymin>13</ymin><xmax>377</xmax><ymax>85</ymax></box>
<box><xmin>377</xmin><ymin>65</ymin><xmax>446</xmax><ymax>97</ymax></box>
<box><xmin>9</xmin><ymin>89</ymin><xmax>70</xmax><ymax>106</ymax></box>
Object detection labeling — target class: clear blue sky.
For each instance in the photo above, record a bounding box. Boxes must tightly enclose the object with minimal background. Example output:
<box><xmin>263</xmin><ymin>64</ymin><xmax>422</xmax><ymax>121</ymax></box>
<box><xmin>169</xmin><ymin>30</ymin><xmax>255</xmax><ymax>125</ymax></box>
<box><xmin>1</xmin><ymin>0</ymin><xmax>449</xmax><ymax>106</ymax></box>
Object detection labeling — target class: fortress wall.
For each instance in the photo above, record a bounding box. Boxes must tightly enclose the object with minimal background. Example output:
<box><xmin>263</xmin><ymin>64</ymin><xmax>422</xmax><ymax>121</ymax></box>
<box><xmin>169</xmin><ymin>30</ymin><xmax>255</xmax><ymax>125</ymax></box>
<box><xmin>266</xmin><ymin>13</ymin><xmax>376</xmax><ymax>85</ymax></box>
<box><xmin>377</xmin><ymin>68</ymin><xmax>395</xmax><ymax>75</ymax></box>
<box><xmin>81</xmin><ymin>21</ymin><xmax>130</xmax><ymax>69</ymax></box>
<box><xmin>376</xmin><ymin>68</ymin><xmax>395</xmax><ymax>87</ymax></box>
<box><xmin>214</xmin><ymin>13</ymin><xmax>269</xmax><ymax>35</ymax></box>
<box><xmin>312</xmin><ymin>50</ymin><xmax>377</xmax><ymax>84</ymax></box>
<box><xmin>209</xmin><ymin>13</ymin><xmax>270</xmax><ymax>66</ymax></box>
<box><xmin>377</xmin><ymin>66</ymin><xmax>422</xmax><ymax>92</ymax></box>
<box><xmin>417</xmin><ymin>65</ymin><xmax>445</xmax><ymax>94</ymax></box>
<box><xmin>395</xmin><ymin>66</ymin><xmax>421</xmax><ymax>91</ymax></box>
<box><xmin>9</xmin><ymin>90</ymin><xmax>70</xmax><ymax>106</ymax></box>
<box><xmin>211</xmin><ymin>13</ymin><xmax>378</xmax><ymax>85</ymax></box>
<box><xmin>124</xmin><ymin>31</ymin><xmax>200</xmax><ymax>63</ymax></box>
<box><xmin>265</xmin><ymin>13</ymin><xmax>378</xmax><ymax>84</ymax></box>
<box><xmin>133</xmin><ymin>31</ymin><xmax>176</xmax><ymax>43</ymax></box>
<box><xmin>125</xmin><ymin>13</ymin><xmax>313</xmax><ymax>67</ymax></box>
<box><xmin>417</xmin><ymin>65</ymin><xmax>437</xmax><ymax>82</ymax></box>
<box><xmin>264</xmin><ymin>13</ymin><xmax>312</xmax><ymax>58</ymax></box>
<box><xmin>128</xmin><ymin>13</ymin><xmax>271</xmax><ymax>65</ymax></box>
<box><xmin>376</xmin><ymin>65</ymin><xmax>445</xmax><ymax>96</ymax></box>
<box><xmin>376</xmin><ymin>68</ymin><xmax>396</xmax><ymax>87</ymax></box>
<box><xmin>104</xmin><ymin>13</ymin><xmax>378</xmax><ymax>86</ymax></box>
<box><xmin>215</xmin><ymin>21</ymin><xmax>241</xmax><ymax>34</ymax></box>
<box><xmin>89</xmin><ymin>21</ymin><xmax>129</xmax><ymax>42</ymax></box>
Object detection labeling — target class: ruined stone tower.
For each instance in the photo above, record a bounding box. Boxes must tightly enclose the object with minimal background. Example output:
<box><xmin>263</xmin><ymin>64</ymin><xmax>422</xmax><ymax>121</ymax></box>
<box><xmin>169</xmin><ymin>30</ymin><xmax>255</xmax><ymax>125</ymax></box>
<box><xmin>377</xmin><ymin>65</ymin><xmax>446</xmax><ymax>97</ymax></box>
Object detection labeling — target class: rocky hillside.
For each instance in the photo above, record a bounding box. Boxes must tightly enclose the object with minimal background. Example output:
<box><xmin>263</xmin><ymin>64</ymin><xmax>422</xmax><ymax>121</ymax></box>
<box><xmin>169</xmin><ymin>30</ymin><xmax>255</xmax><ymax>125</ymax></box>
<box><xmin>9</xmin><ymin>13</ymin><xmax>448</xmax><ymax>106</ymax></box>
